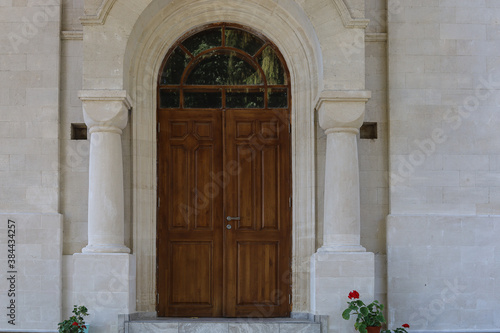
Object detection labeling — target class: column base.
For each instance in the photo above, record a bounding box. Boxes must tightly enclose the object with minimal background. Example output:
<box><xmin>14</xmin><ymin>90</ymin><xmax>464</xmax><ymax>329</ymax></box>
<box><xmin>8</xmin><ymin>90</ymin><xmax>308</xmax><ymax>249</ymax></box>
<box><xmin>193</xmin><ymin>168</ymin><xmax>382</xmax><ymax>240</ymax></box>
<box><xmin>82</xmin><ymin>243</ymin><xmax>131</xmax><ymax>254</ymax></box>
<box><xmin>73</xmin><ymin>253</ymin><xmax>136</xmax><ymax>333</ymax></box>
<box><xmin>311</xmin><ymin>251</ymin><xmax>375</xmax><ymax>333</ymax></box>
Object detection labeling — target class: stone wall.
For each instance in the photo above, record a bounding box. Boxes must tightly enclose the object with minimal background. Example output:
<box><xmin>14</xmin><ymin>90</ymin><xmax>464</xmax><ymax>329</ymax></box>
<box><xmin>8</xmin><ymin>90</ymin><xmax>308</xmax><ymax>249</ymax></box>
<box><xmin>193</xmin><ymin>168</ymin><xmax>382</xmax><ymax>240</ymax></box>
<box><xmin>387</xmin><ymin>0</ymin><xmax>500</xmax><ymax>331</ymax></box>
<box><xmin>0</xmin><ymin>213</ymin><xmax>62</xmax><ymax>331</ymax></box>
<box><xmin>60</xmin><ymin>36</ymin><xmax>87</xmax><ymax>255</ymax></box>
<box><xmin>388</xmin><ymin>0</ymin><xmax>500</xmax><ymax>214</ymax></box>
<box><xmin>0</xmin><ymin>0</ymin><xmax>61</xmax><ymax>214</ymax></box>
<box><xmin>388</xmin><ymin>215</ymin><xmax>500</xmax><ymax>330</ymax></box>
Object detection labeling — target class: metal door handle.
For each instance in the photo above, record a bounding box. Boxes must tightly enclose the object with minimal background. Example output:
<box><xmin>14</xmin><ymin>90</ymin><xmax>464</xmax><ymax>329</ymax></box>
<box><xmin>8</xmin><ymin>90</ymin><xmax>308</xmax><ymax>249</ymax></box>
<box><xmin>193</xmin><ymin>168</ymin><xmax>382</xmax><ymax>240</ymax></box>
<box><xmin>226</xmin><ymin>216</ymin><xmax>241</xmax><ymax>221</ymax></box>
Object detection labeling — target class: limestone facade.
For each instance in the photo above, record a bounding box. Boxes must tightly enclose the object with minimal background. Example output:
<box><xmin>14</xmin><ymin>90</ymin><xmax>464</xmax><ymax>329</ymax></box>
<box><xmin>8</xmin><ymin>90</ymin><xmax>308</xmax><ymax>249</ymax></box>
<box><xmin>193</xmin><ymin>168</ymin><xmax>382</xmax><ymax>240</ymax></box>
<box><xmin>0</xmin><ymin>0</ymin><xmax>499</xmax><ymax>332</ymax></box>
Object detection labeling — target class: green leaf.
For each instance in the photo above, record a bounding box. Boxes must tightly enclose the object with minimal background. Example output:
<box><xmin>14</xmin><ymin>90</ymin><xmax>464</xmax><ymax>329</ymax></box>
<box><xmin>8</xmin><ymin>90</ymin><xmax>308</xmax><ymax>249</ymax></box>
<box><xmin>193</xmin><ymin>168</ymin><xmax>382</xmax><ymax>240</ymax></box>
<box><xmin>342</xmin><ymin>309</ymin><xmax>352</xmax><ymax>320</ymax></box>
<box><xmin>356</xmin><ymin>300</ymin><xmax>365</xmax><ymax>307</ymax></box>
<box><xmin>360</xmin><ymin>307</ymin><xmax>369</xmax><ymax>316</ymax></box>
<box><xmin>376</xmin><ymin>313</ymin><xmax>386</xmax><ymax>324</ymax></box>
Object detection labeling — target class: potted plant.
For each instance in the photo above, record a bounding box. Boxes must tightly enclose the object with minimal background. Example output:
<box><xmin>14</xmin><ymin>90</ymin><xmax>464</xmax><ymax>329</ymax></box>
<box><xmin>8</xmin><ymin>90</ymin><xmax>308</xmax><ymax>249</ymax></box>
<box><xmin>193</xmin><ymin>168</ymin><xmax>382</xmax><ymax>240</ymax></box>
<box><xmin>342</xmin><ymin>291</ymin><xmax>410</xmax><ymax>333</ymax></box>
<box><xmin>57</xmin><ymin>305</ymin><xmax>89</xmax><ymax>333</ymax></box>
<box><xmin>382</xmin><ymin>324</ymin><xmax>410</xmax><ymax>333</ymax></box>
<box><xmin>342</xmin><ymin>290</ymin><xmax>386</xmax><ymax>333</ymax></box>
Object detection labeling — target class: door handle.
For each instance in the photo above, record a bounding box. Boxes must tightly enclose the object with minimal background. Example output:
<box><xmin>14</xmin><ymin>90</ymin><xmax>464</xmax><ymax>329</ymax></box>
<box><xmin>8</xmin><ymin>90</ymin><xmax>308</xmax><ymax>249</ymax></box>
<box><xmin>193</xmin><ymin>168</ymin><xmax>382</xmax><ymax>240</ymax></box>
<box><xmin>226</xmin><ymin>216</ymin><xmax>241</xmax><ymax>221</ymax></box>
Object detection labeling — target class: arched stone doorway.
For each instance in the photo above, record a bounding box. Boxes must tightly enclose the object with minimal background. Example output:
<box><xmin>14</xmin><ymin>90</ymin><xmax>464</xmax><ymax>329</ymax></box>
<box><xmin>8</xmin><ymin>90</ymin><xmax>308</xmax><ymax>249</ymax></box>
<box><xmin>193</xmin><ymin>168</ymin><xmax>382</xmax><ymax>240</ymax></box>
<box><xmin>156</xmin><ymin>23</ymin><xmax>292</xmax><ymax>317</ymax></box>
<box><xmin>124</xmin><ymin>1</ymin><xmax>323</xmax><ymax>315</ymax></box>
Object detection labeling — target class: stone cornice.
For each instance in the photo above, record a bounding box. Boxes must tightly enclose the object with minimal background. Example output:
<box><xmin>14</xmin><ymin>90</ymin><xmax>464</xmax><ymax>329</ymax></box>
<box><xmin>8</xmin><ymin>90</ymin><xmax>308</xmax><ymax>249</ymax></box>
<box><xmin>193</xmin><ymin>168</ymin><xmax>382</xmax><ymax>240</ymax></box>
<box><xmin>315</xmin><ymin>90</ymin><xmax>371</xmax><ymax>110</ymax></box>
<box><xmin>332</xmin><ymin>0</ymin><xmax>370</xmax><ymax>29</ymax></box>
<box><xmin>61</xmin><ymin>30</ymin><xmax>84</xmax><ymax>40</ymax></box>
<box><xmin>315</xmin><ymin>90</ymin><xmax>371</xmax><ymax>131</ymax></box>
<box><xmin>365</xmin><ymin>32</ymin><xmax>387</xmax><ymax>42</ymax></box>
<box><xmin>80</xmin><ymin>0</ymin><xmax>117</xmax><ymax>25</ymax></box>
<box><xmin>79</xmin><ymin>90</ymin><xmax>132</xmax><ymax>132</ymax></box>
<box><xmin>78</xmin><ymin>90</ymin><xmax>132</xmax><ymax>110</ymax></box>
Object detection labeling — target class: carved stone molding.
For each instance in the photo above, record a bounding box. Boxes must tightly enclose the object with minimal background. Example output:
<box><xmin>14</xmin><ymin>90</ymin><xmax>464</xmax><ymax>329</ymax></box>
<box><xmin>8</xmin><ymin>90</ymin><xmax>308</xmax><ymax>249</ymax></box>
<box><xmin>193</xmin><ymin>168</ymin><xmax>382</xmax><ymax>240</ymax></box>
<box><xmin>315</xmin><ymin>90</ymin><xmax>371</xmax><ymax>132</ymax></box>
<box><xmin>79</xmin><ymin>90</ymin><xmax>132</xmax><ymax>133</ymax></box>
<box><xmin>332</xmin><ymin>0</ymin><xmax>370</xmax><ymax>29</ymax></box>
<box><xmin>61</xmin><ymin>30</ymin><xmax>84</xmax><ymax>40</ymax></box>
<box><xmin>366</xmin><ymin>32</ymin><xmax>388</xmax><ymax>42</ymax></box>
<box><xmin>80</xmin><ymin>0</ymin><xmax>370</xmax><ymax>28</ymax></box>
<box><xmin>80</xmin><ymin>0</ymin><xmax>117</xmax><ymax>25</ymax></box>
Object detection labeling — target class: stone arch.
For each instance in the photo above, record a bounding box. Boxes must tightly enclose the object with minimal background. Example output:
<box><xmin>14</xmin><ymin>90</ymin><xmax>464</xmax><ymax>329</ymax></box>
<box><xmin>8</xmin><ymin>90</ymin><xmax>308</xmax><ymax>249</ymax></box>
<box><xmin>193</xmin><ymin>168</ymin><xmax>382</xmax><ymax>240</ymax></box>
<box><xmin>124</xmin><ymin>0</ymin><xmax>322</xmax><ymax>312</ymax></box>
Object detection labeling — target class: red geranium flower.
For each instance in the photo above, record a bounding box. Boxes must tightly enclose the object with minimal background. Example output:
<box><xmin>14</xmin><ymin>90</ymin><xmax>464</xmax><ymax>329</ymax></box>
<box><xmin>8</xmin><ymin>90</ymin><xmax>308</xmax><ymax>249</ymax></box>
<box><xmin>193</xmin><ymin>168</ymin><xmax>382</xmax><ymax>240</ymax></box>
<box><xmin>82</xmin><ymin>325</ymin><xmax>87</xmax><ymax>329</ymax></box>
<box><xmin>402</xmin><ymin>323</ymin><xmax>410</xmax><ymax>328</ymax></box>
<box><xmin>348</xmin><ymin>290</ymin><xmax>360</xmax><ymax>299</ymax></box>
<box><xmin>72</xmin><ymin>322</ymin><xmax>79</xmax><ymax>326</ymax></box>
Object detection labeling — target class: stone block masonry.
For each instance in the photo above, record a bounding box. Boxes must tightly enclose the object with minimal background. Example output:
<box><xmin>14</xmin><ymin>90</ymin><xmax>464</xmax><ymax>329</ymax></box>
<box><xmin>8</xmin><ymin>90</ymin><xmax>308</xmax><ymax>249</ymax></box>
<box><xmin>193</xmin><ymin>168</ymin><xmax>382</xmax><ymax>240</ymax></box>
<box><xmin>387</xmin><ymin>215</ymin><xmax>500</xmax><ymax>331</ymax></box>
<box><xmin>0</xmin><ymin>0</ymin><xmax>61</xmax><ymax>215</ymax></box>
<box><xmin>0</xmin><ymin>213</ymin><xmax>62</xmax><ymax>331</ymax></box>
<box><xmin>73</xmin><ymin>253</ymin><xmax>136</xmax><ymax>333</ymax></box>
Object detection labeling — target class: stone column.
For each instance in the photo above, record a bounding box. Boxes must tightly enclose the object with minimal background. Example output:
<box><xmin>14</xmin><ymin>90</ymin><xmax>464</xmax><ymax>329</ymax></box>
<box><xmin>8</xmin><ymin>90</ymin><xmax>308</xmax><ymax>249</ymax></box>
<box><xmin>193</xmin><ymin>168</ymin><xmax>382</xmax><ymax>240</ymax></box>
<box><xmin>311</xmin><ymin>90</ymin><xmax>375</xmax><ymax>333</ymax></box>
<box><xmin>79</xmin><ymin>90</ymin><xmax>131</xmax><ymax>254</ymax></box>
<box><xmin>316</xmin><ymin>90</ymin><xmax>370</xmax><ymax>252</ymax></box>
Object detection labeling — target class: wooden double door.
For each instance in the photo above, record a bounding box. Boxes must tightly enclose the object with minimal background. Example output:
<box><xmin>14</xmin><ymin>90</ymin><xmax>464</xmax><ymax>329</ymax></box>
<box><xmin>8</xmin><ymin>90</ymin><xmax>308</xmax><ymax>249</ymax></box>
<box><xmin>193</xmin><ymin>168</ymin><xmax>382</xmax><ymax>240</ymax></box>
<box><xmin>157</xmin><ymin>108</ymin><xmax>291</xmax><ymax>317</ymax></box>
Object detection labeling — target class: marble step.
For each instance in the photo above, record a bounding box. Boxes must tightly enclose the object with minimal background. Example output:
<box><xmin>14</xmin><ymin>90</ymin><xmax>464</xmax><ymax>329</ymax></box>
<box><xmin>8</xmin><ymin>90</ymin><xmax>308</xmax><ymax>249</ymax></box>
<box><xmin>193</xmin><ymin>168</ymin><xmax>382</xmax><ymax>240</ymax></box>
<box><xmin>123</xmin><ymin>314</ymin><xmax>326</xmax><ymax>333</ymax></box>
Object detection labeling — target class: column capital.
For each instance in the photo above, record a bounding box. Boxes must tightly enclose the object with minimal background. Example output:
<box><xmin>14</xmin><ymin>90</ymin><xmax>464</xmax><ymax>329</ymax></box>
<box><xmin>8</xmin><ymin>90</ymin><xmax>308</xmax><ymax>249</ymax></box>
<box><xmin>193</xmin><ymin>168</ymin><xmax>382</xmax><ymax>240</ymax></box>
<box><xmin>315</xmin><ymin>90</ymin><xmax>371</xmax><ymax>132</ymax></box>
<box><xmin>79</xmin><ymin>90</ymin><xmax>132</xmax><ymax>134</ymax></box>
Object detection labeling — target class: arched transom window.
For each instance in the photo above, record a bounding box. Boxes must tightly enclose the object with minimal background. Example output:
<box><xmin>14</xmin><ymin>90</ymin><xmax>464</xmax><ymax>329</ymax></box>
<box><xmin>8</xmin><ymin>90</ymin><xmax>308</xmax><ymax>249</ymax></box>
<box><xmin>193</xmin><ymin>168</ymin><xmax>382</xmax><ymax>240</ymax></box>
<box><xmin>158</xmin><ymin>23</ymin><xmax>290</xmax><ymax>110</ymax></box>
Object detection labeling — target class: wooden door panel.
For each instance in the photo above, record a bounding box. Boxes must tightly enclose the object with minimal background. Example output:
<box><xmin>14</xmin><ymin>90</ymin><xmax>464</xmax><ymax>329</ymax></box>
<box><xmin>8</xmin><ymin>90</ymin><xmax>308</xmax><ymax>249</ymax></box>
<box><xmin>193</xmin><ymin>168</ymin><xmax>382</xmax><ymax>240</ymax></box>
<box><xmin>170</xmin><ymin>146</ymin><xmax>189</xmax><ymax>229</ymax></box>
<box><xmin>236</xmin><ymin>145</ymin><xmax>256</xmax><ymax>230</ymax></box>
<box><xmin>157</xmin><ymin>110</ymin><xmax>223</xmax><ymax>317</ymax></box>
<box><xmin>170</xmin><ymin>241</ymin><xmax>213</xmax><ymax>305</ymax></box>
<box><xmin>236</xmin><ymin>241</ymin><xmax>279</xmax><ymax>305</ymax></box>
<box><xmin>194</xmin><ymin>146</ymin><xmax>215</xmax><ymax>229</ymax></box>
<box><xmin>262</xmin><ymin>146</ymin><xmax>279</xmax><ymax>230</ymax></box>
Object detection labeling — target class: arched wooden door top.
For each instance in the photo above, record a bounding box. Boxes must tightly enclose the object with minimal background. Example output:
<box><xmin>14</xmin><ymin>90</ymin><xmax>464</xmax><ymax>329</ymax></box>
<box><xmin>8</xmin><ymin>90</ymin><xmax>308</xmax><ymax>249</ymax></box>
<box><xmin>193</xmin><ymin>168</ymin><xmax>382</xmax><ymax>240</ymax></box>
<box><xmin>157</xmin><ymin>23</ymin><xmax>290</xmax><ymax>111</ymax></box>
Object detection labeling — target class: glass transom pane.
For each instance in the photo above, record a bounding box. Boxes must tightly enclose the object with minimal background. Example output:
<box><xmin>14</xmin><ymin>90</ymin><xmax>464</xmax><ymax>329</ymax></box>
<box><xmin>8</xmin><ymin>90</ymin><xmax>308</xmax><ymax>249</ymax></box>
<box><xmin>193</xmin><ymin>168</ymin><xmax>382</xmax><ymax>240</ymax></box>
<box><xmin>225</xmin><ymin>28</ymin><xmax>265</xmax><ymax>56</ymax></box>
<box><xmin>226</xmin><ymin>90</ymin><xmax>264</xmax><ymax>108</ymax></box>
<box><xmin>258</xmin><ymin>46</ymin><xmax>286</xmax><ymax>85</ymax></box>
<box><xmin>161</xmin><ymin>47</ymin><xmax>191</xmax><ymax>85</ymax></box>
<box><xmin>184</xmin><ymin>91</ymin><xmax>222</xmax><ymax>108</ymax></box>
<box><xmin>268</xmin><ymin>89</ymin><xmax>288</xmax><ymax>108</ymax></box>
<box><xmin>182</xmin><ymin>28</ymin><xmax>222</xmax><ymax>56</ymax></box>
<box><xmin>186</xmin><ymin>52</ymin><xmax>263</xmax><ymax>85</ymax></box>
<box><xmin>160</xmin><ymin>90</ymin><xmax>180</xmax><ymax>108</ymax></box>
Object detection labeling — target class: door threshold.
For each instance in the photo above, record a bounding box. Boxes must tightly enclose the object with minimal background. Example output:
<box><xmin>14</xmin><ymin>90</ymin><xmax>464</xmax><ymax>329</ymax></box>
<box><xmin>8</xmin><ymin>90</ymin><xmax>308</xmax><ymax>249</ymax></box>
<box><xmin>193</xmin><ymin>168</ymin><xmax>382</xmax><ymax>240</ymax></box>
<box><xmin>123</xmin><ymin>311</ymin><xmax>325</xmax><ymax>323</ymax></box>
<box><xmin>121</xmin><ymin>312</ymin><xmax>328</xmax><ymax>333</ymax></box>
<box><xmin>134</xmin><ymin>317</ymin><xmax>310</xmax><ymax>323</ymax></box>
